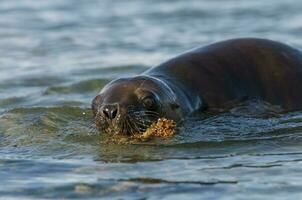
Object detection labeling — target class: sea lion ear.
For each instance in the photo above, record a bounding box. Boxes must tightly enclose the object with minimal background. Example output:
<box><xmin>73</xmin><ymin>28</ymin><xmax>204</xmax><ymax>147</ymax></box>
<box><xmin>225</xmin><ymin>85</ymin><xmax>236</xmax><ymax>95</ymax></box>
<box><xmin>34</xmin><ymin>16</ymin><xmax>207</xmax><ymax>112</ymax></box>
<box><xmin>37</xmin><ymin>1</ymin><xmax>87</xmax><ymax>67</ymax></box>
<box><xmin>91</xmin><ymin>95</ymin><xmax>102</xmax><ymax>116</ymax></box>
<box><xmin>169</xmin><ymin>102</ymin><xmax>180</xmax><ymax>110</ymax></box>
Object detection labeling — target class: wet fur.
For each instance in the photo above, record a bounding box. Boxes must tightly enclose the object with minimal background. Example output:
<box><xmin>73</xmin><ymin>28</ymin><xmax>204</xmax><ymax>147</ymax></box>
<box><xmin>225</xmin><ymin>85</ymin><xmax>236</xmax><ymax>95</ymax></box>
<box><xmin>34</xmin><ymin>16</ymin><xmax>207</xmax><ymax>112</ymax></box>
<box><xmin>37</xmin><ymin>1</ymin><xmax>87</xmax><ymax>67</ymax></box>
<box><xmin>92</xmin><ymin>38</ymin><xmax>302</xmax><ymax>135</ymax></box>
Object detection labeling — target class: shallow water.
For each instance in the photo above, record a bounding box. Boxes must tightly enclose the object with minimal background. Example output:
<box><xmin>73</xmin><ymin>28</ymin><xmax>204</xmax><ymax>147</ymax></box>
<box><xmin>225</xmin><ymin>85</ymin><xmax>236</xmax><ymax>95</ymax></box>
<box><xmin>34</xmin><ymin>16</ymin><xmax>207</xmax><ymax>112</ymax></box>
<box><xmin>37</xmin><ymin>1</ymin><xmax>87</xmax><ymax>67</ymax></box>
<box><xmin>1</xmin><ymin>0</ymin><xmax>302</xmax><ymax>199</ymax></box>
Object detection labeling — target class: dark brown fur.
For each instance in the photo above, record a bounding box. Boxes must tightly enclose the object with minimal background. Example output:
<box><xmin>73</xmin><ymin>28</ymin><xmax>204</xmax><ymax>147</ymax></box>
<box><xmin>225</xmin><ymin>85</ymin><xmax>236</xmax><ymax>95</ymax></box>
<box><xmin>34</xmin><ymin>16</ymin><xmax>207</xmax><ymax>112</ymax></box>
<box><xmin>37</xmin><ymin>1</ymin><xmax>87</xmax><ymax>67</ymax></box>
<box><xmin>145</xmin><ymin>38</ymin><xmax>302</xmax><ymax>111</ymax></box>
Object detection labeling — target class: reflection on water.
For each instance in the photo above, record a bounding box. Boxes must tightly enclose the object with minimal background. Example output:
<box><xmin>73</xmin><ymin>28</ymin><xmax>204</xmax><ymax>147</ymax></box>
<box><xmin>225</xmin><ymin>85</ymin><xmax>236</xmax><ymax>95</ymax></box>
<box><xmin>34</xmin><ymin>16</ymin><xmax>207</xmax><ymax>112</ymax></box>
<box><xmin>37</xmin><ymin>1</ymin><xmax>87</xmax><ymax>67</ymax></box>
<box><xmin>1</xmin><ymin>0</ymin><xmax>302</xmax><ymax>199</ymax></box>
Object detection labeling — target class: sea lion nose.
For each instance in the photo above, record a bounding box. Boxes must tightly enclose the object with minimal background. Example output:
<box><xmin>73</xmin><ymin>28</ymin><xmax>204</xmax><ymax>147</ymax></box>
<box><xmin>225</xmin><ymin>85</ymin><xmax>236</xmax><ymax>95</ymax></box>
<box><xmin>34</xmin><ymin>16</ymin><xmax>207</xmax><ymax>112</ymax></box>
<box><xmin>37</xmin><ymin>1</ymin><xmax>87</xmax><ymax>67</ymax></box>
<box><xmin>102</xmin><ymin>104</ymin><xmax>118</xmax><ymax>120</ymax></box>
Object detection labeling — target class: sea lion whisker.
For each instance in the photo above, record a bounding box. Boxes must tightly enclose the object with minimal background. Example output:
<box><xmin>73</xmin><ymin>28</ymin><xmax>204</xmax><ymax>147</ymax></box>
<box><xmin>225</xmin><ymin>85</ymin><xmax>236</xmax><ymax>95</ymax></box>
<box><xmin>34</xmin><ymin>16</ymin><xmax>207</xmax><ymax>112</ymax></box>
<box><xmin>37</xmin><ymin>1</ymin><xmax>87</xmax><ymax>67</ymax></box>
<box><xmin>131</xmin><ymin>112</ymin><xmax>160</xmax><ymax>118</ymax></box>
<box><xmin>143</xmin><ymin>110</ymin><xmax>160</xmax><ymax>114</ymax></box>
<box><xmin>125</xmin><ymin>116</ymin><xmax>136</xmax><ymax>135</ymax></box>
<box><xmin>135</xmin><ymin>114</ymin><xmax>159</xmax><ymax>119</ymax></box>
<box><xmin>133</xmin><ymin>110</ymin><xmax>160</xmax><ymax>115</ymax></box>
<box><xmin>88</xmin><ymin>123</ymin><xmax>96</xmax><ymax>130</ymax></box>
<box><xmin>133</xmin><ymin>111</ymin><xmax>160</xmax><ymax>116</ymax></box>
<box><xmin>129</xmin><ymin>114</ymin><xmax>148</xmax><ymax>133</ymax></box>
<box><xmin>129</xmin><ymin>118</ymin><xmax>144</xmax><ymax>133</ymax></box>
<box><xmin>132</xmin><ymin>118</ymin><xmax>155</xmax><ymax>126</ymax></box>
<box><xmin>121</xmin><ymin>120</ymin><xmax>127</xmax><ymax>133</ymax></box>
<box><xmin>88</xmin><ymin>127</ymin><xmax>97</xmax><ymax>134</ymax></box>
<box><xmin>131</xmin><ymin>118</ymin><xmax>150</xmax><ymax>130</ymax></box>
<box><xmin>122</xmin><ymin>120</ymin><xmax>129</xmax><ymax>135</ymax></box>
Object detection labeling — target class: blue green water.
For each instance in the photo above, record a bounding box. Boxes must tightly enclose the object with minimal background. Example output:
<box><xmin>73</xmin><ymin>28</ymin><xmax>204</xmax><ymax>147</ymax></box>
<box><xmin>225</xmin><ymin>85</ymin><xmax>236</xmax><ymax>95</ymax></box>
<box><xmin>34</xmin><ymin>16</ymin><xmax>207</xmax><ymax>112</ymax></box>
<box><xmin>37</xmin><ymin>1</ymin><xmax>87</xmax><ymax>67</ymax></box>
<box><xmin>1</xmin><ymin>0</ymin><xmax>302</xmax><ymax>199</ymax></box>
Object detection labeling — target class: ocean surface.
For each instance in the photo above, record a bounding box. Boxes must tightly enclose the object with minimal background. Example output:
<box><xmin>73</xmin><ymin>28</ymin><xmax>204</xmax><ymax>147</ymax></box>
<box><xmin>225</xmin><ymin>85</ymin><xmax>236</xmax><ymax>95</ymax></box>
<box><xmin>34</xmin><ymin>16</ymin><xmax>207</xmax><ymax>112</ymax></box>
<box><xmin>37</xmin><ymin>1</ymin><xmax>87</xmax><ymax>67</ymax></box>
<box><xmin>1</xmin><ymin>0</ymin><xmax>302</xmax><ymax>199</ymax></box>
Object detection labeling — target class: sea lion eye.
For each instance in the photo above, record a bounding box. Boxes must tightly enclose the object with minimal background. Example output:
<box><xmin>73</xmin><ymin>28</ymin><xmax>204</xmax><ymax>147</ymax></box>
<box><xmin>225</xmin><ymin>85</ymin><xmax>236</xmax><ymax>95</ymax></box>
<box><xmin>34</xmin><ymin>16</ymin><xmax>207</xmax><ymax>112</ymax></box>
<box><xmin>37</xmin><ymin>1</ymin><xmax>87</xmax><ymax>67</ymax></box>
<box><xmin>142</xmin><ymin>96</ymin><xmax>156</xmax><ymax>109</ymax></box>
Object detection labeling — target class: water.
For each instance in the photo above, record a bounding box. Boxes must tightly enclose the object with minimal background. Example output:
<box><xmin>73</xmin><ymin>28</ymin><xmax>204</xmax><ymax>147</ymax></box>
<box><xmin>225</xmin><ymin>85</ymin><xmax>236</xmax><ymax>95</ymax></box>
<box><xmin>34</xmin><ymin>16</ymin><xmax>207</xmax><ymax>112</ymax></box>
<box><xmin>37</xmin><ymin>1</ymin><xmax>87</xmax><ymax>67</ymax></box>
<box><xmin>1</xmin><ymin>0</ymin><xmax>302</xmax><ymax>199</ymax></box>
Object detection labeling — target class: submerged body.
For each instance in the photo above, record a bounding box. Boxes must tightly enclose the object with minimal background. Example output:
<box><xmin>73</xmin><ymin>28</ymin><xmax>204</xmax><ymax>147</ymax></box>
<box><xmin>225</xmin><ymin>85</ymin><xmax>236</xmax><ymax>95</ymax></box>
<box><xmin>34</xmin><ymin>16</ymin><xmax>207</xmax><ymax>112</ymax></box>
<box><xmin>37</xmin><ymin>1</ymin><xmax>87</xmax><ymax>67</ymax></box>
<box><xmin>92</xmin><ymin>38</ymin><xmax>302</xmax><ymax>135</ymax></box>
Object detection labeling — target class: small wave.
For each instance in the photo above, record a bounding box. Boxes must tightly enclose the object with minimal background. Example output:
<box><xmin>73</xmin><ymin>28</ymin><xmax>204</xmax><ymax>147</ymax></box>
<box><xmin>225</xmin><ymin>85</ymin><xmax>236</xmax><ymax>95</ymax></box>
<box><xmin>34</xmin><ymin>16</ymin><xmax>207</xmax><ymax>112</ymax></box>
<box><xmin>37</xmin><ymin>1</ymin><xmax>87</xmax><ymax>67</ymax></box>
<box><xmin>44</xmin><ymin>78</ymin><xmax>110</xmax><ymax>95</ymax></box>
<box><xmin>2</xmin><ymin>99</ymin><xmax>302</xmax><ymax>163</ymax></box>
<box><xmin>0</xmin><ymin>96</ymin><xmax>26</xmax><ymax>107</ymax></box>
<box><xmin>0</xmin><ymin>75</ymin><xmax>68</xmax><ymax>88</ymax></box>
<box><xmin>71</xmin><ymin>64</ymin><xmax>148</xmax><ymax>76</ymax></box>
<box><xmin>0</xmin><ymin>106</ymin><xmax>99</xmax><ymax>158</ymax></box>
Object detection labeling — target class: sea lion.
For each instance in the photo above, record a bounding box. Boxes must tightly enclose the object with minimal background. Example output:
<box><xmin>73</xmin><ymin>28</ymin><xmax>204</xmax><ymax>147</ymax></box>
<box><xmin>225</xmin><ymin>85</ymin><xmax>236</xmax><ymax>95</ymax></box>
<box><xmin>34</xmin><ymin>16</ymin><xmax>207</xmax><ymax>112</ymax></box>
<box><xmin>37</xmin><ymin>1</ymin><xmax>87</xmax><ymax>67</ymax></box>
<box><xmin>92</xmin><ymin>38</ymin><xmax>302</xmax><ymax>135</ymax></box>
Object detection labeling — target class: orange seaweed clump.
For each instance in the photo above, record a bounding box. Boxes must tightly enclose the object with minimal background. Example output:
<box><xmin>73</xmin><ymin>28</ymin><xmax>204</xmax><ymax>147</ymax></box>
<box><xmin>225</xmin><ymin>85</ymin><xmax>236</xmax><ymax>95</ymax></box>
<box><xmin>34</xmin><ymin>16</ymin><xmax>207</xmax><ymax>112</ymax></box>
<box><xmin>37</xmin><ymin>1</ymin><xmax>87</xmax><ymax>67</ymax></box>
<box><xmin>100</xmin><ymin>118</ymin><xmax>177</xmax><ymax>144</ymax></box>
<box><xmin>137</xmin><ymin>118</ymin><xmax>176</xmax><ymax>139</ymax></box>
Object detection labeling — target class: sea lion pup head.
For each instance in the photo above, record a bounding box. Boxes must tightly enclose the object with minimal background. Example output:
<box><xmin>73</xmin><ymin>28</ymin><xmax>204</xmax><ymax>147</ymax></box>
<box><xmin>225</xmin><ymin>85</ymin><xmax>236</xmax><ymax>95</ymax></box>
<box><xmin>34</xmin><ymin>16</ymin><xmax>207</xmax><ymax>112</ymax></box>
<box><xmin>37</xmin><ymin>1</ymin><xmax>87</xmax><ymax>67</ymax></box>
<box><xmin>92</xmin><ymin>76</ymin><xmax>182</xmax><ymax>135</ymax></box>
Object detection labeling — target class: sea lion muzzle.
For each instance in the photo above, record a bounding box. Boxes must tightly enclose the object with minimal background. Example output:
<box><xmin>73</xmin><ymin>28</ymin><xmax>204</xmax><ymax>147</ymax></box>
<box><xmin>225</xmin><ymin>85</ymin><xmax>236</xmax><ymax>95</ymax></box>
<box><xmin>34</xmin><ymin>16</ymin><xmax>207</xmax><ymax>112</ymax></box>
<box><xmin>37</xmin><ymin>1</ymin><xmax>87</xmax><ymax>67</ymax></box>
<box><xmin>100</xmin><ymin>104</ymin><xmax>118</xmax><ymax>120</ymax></box>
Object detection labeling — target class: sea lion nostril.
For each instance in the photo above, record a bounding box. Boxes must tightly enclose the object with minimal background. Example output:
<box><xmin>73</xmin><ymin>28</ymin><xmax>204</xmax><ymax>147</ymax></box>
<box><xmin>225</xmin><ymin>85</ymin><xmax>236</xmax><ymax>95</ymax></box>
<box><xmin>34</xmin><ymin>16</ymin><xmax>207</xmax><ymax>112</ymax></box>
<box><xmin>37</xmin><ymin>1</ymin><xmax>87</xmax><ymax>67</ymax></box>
<box><xmin>111</xmin><ymin>108</ymin><xmax>117</xmax><ymax>119</ymax></box>
<box><xmin>102</xmin><ymin>109</ymin><xmax>110</xmax><ymax>118</ymax></box>
<box><xmin>102</xmin><ymin>104</ymin><xmax>118</xmax><ymax>120</ymax></box>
